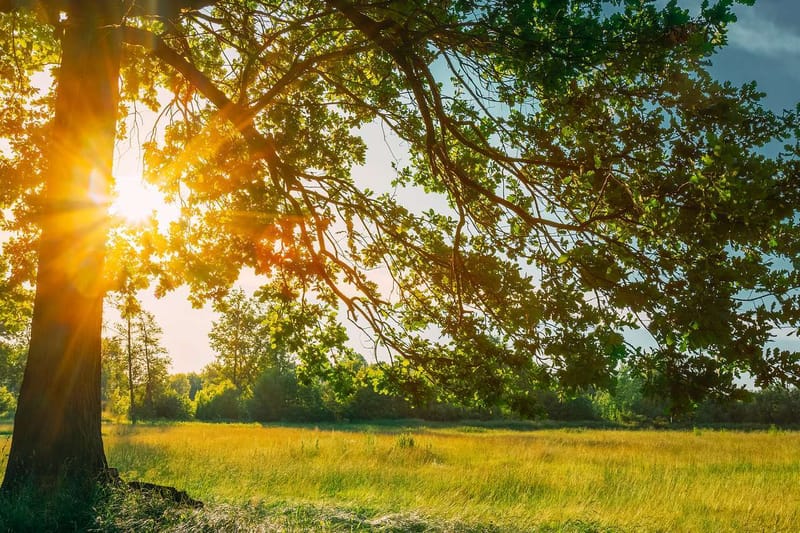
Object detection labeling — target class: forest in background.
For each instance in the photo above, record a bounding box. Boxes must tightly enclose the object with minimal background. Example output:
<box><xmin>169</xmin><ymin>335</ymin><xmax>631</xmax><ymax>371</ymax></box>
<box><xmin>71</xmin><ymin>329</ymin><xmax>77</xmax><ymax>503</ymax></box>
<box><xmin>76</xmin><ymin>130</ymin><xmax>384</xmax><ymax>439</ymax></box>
<box><xmin>2</xmin><ymin>286</ymin><xmax>798</xmax><ymax>427</ymax></box>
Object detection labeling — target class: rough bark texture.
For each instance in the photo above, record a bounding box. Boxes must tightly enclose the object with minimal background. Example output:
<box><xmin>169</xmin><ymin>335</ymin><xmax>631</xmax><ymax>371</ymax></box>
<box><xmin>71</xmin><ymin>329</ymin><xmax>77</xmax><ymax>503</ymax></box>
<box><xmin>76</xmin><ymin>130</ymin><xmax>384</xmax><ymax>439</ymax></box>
<box><xmin>1</xmin><ymin>4</ymin><xmax>122</xmax><ymax>494</ymax></box>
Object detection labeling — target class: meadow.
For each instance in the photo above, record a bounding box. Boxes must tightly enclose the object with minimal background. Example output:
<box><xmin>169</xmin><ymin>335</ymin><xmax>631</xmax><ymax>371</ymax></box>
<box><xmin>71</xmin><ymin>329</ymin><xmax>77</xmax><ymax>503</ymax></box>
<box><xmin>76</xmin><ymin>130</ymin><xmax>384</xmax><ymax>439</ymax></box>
<box><xmin>1</xmin><ymin>421</ymin><xmax>799</xmax><ymax>531</ymax></box>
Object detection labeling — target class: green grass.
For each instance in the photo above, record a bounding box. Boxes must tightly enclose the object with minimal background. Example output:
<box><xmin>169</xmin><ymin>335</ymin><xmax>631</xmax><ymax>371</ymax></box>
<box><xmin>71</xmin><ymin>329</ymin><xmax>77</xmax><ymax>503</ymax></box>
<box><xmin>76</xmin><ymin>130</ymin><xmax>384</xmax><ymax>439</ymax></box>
<box><xmin>1</xmin><ymin>421</ymin><xmax>799</xmax><ymax>531</ymax></box>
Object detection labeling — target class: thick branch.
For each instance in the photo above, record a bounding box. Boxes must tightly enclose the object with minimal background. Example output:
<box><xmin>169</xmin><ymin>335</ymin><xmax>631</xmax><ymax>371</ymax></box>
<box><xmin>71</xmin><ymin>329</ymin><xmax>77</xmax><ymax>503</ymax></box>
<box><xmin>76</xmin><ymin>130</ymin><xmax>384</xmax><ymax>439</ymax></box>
<box><xmin>120</xmin><ymin>25</ymin><xmax>281</xmax><ymax>174</ymax></box>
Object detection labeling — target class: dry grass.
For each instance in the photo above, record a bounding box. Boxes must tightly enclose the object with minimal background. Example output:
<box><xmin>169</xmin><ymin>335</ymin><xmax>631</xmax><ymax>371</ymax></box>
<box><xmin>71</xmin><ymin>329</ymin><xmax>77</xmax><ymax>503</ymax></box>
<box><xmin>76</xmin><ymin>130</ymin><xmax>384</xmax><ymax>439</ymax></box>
<box><xmin>2</xmin><ymin>421</ymin><xmax>799</xmax><ymax>531</ymax></box>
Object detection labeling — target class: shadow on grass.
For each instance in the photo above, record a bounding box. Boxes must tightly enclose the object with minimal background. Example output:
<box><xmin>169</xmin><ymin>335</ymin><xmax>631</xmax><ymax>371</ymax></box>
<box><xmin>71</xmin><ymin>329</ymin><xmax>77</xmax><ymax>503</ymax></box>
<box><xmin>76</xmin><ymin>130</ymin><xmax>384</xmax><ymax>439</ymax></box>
<box><xmin>251</xmin><ymin>418</ymin><xmax>624</xmax><ymax>435</ymax></box>
<box><xmin>88</xmin><ymin>488</ymin><xmax>621</xmax><ymax>532</ymax></box>
<box><xmin>98</xmin><ymin>418</ymin><xmax>622</xmax><ymax>436</ymax></box>
<box><xmin>0</xmin><ymin>484</ymin><xmax>102</xmax><ymax>532</ymax></box>
<box><xmin>247</xmin><ymin>418</ymin><xmax>800</xmax><ymax>435</ymax></box>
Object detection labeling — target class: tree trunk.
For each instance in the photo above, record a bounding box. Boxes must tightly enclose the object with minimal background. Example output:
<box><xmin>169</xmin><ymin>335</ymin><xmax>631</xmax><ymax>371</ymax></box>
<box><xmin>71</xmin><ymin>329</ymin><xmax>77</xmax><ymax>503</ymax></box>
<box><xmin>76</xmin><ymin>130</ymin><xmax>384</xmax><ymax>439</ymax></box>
<box><xmin>142</xmin><ymin>319</ymin><xmax>153</xmax><ymax>414</ymax></box>
<box><xmin>127</xmin><ymin>313</ymin><xmax>136</xmax><ymax>424</ymax></box>
<box><xmin>1</xmin><ymin>5</ymin><xmax>122</xmax><ymax>494</ymax></box>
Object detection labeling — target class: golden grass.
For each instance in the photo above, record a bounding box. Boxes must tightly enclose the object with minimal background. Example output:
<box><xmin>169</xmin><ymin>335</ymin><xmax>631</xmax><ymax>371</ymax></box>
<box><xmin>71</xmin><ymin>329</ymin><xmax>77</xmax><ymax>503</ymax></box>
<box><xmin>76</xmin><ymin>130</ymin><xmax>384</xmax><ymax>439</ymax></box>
<box><xmin>2</xmin><ymin>422</ymin><xmax>799</xmax><ymax>531</ymax></box>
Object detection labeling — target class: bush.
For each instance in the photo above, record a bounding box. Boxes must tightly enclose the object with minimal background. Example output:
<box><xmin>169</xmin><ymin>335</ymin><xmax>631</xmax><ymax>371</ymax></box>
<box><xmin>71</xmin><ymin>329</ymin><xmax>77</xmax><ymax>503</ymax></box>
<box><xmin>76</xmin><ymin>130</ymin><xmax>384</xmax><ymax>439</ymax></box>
<box><xmin>535</xmin><ymin>391</ymin><xmax>598</xmax><ymax>421</ymax></box>
<box><xmin>692</xmin><ymin>387</ymin><xmax>800</xmax><ymax>426</ymax></box>
<box><xmin>507</xmin><ymin>391</ymin><xmax>545</xmax><ymax>420</ymax></box>
<box><xmin>248</xmin><ymin>368</ymin><xmax>332</xmax><ymax>422</ymax></box>
<box><xmin>693</xmin><ymin>398</ymin><xmax>747</xmax><ymax>424</ymax></box>
<box><xmin>590</xmin><ymin>369</ymin><xmax>670</xmax><ymax>424</ymax></box>
<box><xmin>414</xmin><ymin>401</ymin><xmax>490</xmax><ymax>422</ymax></box>
<box><xmin>195</xmin><ymin>381</ymin><xmax>246</xmax><ymax>421</ymax></box>
<box><xmin>0</xmin><ymin>385</ymin><xmax>16</xmax><ymax>417</ymax></box>
<box><xmin>343</xmin><ymin>386</ymin><xmax>411</xmax><ymax>420</ymax></box>
<box><xmin>152</xmin><ymin>390</ymin><xmax>193</xmax><ymax>420</ymax></box>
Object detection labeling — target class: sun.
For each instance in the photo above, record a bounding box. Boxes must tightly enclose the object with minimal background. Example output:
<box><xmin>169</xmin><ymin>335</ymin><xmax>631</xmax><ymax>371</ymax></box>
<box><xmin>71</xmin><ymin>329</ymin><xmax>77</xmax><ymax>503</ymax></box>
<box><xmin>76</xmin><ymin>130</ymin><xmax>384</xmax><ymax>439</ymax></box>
<box><xmin>109</xmin><ymin>173</ymin><xmax>169</xmax><ymax>224</ymax></box>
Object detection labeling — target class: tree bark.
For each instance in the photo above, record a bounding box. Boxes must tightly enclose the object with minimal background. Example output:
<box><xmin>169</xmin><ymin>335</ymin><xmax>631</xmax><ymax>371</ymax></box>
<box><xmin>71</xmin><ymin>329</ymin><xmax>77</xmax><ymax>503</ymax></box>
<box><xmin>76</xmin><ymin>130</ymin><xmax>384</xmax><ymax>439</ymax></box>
<box><xmin>1</xmin><ymin>4</ymin><xmax>122</xmax><ymax>494</ymax></box>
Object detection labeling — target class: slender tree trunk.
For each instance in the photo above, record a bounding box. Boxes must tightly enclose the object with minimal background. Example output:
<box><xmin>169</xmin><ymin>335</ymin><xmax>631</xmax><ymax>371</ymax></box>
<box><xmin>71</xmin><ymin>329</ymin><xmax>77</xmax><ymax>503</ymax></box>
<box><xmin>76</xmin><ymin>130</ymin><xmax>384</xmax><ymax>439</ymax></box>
<box><xmin>142</xmin><ymin>319</ymin><xmax>153</xmax><ymax>413</ymax></box>
<box><xmin>1</xmin><ymin>5</ymin><xmax>122</xmax><ymax>494</ymax></box>
<box><xmin>127</xmin><ymin>313</ymin><xmax>136</xmax><ymax>424</ymax></box>
<box><xmin>233</xmin><ymin>312</ymin><xmax>240</xmax><ymax>389</ymax></box>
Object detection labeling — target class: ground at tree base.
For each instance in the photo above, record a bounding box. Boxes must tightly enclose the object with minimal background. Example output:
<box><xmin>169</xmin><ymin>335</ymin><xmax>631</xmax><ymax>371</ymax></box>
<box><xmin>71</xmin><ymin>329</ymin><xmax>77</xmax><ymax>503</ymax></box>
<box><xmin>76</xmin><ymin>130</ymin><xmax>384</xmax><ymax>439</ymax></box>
<box><xmin>0</xmin><ymin>485</ymin><xmax>617</xmax><ymax>532</ymax></box>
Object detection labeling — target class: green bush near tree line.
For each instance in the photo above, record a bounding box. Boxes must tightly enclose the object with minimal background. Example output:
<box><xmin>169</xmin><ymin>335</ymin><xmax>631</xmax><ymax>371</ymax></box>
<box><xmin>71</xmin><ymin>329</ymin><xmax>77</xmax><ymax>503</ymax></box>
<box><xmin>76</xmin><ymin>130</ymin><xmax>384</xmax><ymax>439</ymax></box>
<box><xmin>0</xmin><ymin>385</ymin><xmax>15</xmax><ymax>418</ymax></box>
<box><xmin>4</xmin><ymin>352</ymin><xmax>800</xmax><ymax>427</ymax></box>
<box><xmin>165</xmin><ymin>366</ymin><xmax>800</xmax><ymax>426</ymax></box>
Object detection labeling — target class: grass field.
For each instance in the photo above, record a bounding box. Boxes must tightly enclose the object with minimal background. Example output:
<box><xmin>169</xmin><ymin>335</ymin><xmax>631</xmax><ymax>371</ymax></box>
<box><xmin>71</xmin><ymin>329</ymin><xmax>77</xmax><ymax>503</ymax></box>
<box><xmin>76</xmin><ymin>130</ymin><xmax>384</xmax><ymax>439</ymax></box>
<box><xmin>1</xmin><ymin>421</ymin><xmax>799</xmax><ymax>531</ymax></box>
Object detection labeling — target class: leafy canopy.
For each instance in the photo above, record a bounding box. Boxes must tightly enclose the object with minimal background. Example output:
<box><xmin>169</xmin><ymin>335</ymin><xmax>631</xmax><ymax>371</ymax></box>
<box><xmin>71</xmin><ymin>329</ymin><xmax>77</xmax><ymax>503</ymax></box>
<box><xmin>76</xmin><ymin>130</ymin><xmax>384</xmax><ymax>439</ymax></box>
<box><xmin>1</xmin><ymin>0</ymin><xmax>798</xmax><ymax>409</ymax></box>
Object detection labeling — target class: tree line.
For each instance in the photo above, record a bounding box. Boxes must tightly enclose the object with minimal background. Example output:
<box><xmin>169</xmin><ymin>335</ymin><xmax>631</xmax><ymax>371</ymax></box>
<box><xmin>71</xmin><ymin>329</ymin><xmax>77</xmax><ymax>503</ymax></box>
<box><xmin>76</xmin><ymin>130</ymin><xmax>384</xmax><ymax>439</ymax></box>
<box><xmin>5</xmin><ymin>287</ymin><xmax>797</xmax><ymax>427</ymax></box>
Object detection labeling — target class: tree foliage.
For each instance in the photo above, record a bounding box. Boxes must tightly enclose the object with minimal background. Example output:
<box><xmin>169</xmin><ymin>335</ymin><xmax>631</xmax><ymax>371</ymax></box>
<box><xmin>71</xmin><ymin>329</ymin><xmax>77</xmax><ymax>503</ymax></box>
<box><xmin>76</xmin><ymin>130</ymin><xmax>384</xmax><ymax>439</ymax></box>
<box><xmin>112</xmin><ymin>0</ymin><xmax>800</xmax><ymax>407</ymax></box>
<box><xmin>209</xmin><ymin>285</ymin><xmax>365</xmax><ymax>394</ymax></box>
<box><xmin>208</xmin><ymin>289</ymin><xmax>279</xmax><ymax>391</ymax></box>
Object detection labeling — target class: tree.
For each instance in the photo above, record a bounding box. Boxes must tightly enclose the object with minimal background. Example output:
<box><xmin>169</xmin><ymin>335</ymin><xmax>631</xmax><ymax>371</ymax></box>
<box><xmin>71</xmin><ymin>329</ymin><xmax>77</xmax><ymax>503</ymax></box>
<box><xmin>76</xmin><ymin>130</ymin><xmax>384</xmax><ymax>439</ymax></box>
<box><xmin>1</xmin><ymin>0</ymin><xmax>799</xmax><ymax>496</ymax></box>
<box><xmin>100</xmin><ymin>336</ymin><xmax>130</xmax><ymax>418</ymax></box>
<box><xmin>209</xmin><ymin>284</ymin><xmax>361</xmax><ymax>393</ymax></box>
<box><xmin>133</xmin><ymin>310</ymin><xmax>170</xmax><ymax>416</ymax></box>
<box><xmin>0</xmin><ymin>263</ymin><xmax>32</xmax><ymax>396</ymax></box>
<box><xmin>0</xmin><ymin>3</ymin><xmax>120</xmax><ymax>493</ymax></box>
<box><xmin>107</xmin><ymin>309</ymin><xmax>171</xmax><ymax>420</ymax></box>
<box><xmin>208</xmin><ymin>288</ymin><xmax>275</xmax><ymax>391</ymax></box>
<box><xmin>115</xmin><ymin>283</ymin><xmax>142</xmax><ymax>424</ymax></box>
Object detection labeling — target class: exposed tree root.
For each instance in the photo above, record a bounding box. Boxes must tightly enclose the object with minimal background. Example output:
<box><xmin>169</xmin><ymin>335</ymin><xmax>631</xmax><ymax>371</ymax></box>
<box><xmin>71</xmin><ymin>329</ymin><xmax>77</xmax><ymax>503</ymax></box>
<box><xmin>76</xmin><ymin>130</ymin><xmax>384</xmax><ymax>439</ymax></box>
<box><xmin>105</xmin><ymin>468</ymin><xmax>204</xmax><ymax>508</ymax></box>
<box><xmin>126</xmin><ymin>480</ymin><xmax>204</xmax><ymax>508</ymax></box>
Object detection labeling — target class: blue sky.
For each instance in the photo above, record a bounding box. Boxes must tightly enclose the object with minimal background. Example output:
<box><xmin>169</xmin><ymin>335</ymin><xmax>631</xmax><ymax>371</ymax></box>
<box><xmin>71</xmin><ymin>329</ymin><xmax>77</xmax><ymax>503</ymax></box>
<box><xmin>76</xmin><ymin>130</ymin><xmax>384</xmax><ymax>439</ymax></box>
<box><xmin>151</xmin><ymin>1</ymin><xmax>800</xmax><ymax>373</ymax></box>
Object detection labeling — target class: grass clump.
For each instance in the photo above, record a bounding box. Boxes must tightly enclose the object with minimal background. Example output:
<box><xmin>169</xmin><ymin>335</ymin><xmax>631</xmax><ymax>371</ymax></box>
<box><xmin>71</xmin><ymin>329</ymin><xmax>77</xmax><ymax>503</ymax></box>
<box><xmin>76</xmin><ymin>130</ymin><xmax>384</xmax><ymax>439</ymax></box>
<box><xmin>0</xmin><ymin>485</ymin><xmax>100</xmax><ymax>532</ymax></box>
<box><xmin>90</xmin><ymin>487</ymin><xmax>512</xmax><ymax>532</ymax></box>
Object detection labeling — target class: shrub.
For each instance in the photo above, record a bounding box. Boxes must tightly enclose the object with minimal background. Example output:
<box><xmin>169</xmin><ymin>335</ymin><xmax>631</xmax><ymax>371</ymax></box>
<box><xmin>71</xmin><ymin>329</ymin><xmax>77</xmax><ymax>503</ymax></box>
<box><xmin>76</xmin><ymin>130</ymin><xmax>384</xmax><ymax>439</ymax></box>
<box><xmin>0</xmin><ymin>385</ymin><xmax>15</xmax><ymax>417</ymax></box>
<box><xmin>152</xmin><ymin>390</ymin><xmax>193</xmax><ymax>420</ymax></box>
<box><xmin>693</xmin><ymin>387</ymin><xmax>800</xmax><ymax>426</ymax></box>
<box><xmin>195</xmin><ymin>381</ymin><xmax>246</xmax><ymax>421</ymax></box>
<box><xmin>343</xmin><ymin>386</ymin><xmax>411</xmax><ymax>420</ymax></box>
<box><xmin>248</xmin><ymin>368</ymin><xmax>332</xmax><ymax>422</ymax></box>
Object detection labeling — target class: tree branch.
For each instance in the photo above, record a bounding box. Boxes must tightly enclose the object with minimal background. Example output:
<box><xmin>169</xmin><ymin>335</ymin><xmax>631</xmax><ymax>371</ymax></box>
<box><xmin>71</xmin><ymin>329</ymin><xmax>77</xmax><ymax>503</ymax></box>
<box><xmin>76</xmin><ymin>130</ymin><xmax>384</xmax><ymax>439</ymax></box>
<box><xmin>120</xmin><ymin>25</ymin><xmax>282</xmax><ymax>177</ymax></box>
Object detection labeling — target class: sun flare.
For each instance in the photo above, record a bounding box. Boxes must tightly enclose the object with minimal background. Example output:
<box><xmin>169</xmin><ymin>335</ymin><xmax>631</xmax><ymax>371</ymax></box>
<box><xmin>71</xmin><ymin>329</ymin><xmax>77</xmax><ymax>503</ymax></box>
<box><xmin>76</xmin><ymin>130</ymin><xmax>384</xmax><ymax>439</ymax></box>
<box><xmin>110</xmin><ymin>173</ymin><xmax>169</xmax><ymax>224</ymax></box>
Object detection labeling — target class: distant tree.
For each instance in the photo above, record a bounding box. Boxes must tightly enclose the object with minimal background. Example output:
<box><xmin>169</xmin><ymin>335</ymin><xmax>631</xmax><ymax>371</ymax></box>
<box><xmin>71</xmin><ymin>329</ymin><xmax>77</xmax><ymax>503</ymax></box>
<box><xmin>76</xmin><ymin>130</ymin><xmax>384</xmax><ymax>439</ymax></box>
<box><xmin>194</xmin><ymin>380</ymin><xmax>246</xmax><ymax>421</ymax></box>
<box><xmin>133</xmin><ymin>310</ymin><xmax>170</xmax><ymax>416</ymax></box>
<box><xmin>106</xmin><ymin>308</ymin><xmax>171</xmax><ymax>420</ymax></box>
<box><xmin>208</xmin><ymin>289</ymin><xmax>275</xmax><ymax>391</ymax></box>
<box><xmin>109</xmin><ymin>292</ymin><xmax>141</xmax><ymax>424</ymax></box>
<box><xmin>0</xmin><ymin>258</ymin><xmax>32</xmax><ymax>395</ymax></box>
<box><xmin>247</xmin><ymin>368</ymin><xmax>301</xmax><ymax>422</ymax></box>
<box><xmin>168</xmin><ymin>373</ymin><xmax>191</xmax><ymax>397</ymax></box>
<box><xmin>209</xmin><ymin>284</ymin><xmax>360</xmax><ymax>394</ymax></box>
<box><xmin>100</xmin><ymin>336</ymin><xmax>130</xmax><ymax>418</ymax></box>
<box><xmin>185</xmin><ymin>373</ymin><xmax>202</xmax><ymax>401</ymax></box>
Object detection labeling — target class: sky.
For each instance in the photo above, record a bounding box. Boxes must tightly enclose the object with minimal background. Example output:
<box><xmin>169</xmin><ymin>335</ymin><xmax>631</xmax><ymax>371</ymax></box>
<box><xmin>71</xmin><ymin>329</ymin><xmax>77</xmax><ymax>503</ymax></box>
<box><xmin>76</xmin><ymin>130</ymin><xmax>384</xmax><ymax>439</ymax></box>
<box><xmin>714</xmin><ymin>0</ymin><xmax>800</xmax><ymax>110</ymax></box>
<box><xmin>111</xmin><ymin>1</ymin><xmax>800</xmax><ymax>374</ymax></box>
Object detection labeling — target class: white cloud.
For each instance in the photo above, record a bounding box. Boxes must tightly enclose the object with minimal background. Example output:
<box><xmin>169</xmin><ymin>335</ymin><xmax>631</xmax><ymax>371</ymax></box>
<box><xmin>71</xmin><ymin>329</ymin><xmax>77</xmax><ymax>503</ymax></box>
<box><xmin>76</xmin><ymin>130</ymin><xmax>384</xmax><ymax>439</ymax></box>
<box><xmin>728</xmin><ymin>11</ymin><xmax>800</xmax><ymax>58</ymax></box>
